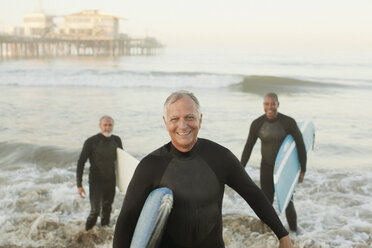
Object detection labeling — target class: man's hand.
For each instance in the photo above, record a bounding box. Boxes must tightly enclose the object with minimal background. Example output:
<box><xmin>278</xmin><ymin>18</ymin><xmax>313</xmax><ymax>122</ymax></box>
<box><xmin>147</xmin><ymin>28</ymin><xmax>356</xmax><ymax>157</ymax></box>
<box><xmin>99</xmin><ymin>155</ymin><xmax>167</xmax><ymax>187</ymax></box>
<box><xmin>78</xmin><ymin>187</ymin><xmax>86</xmax><ymax>199</ymax></box>
<box><xmin>278</xmin><ymin>235</ymin><xmax>293</xmax><ymax>248</ymax></box>
<box><xmin>299</xmin><ymin>171</ymin><xmax>305</xmax><ymax>183</ymax></box>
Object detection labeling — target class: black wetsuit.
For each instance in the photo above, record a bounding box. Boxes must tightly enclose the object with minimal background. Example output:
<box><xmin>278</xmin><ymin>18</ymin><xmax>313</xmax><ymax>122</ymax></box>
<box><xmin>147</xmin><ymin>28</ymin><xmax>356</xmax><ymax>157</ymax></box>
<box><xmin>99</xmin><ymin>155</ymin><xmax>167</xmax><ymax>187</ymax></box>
<box><xmin>77</xmin><ymin>133</ymin><xmax>122</xmax><ymax>230</ymax></box>
<box><xmin>113</xmin><ymin>138</ymin><xmax>288</xmax><ymax>248</ymax></box>
<box><xmin>241</xmin><ymin>113</ymin><xmax>306</xmax><ymax>231</ymax></box>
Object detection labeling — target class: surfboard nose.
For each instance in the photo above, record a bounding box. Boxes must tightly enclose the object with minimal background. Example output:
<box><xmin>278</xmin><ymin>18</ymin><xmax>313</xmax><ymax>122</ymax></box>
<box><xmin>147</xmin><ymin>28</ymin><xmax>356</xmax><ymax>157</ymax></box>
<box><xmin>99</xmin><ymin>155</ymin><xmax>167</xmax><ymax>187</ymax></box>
<box><xmin>131</xmin><ymin>187</ymin><xmax>174</xmax><ymax>248</ymax></box>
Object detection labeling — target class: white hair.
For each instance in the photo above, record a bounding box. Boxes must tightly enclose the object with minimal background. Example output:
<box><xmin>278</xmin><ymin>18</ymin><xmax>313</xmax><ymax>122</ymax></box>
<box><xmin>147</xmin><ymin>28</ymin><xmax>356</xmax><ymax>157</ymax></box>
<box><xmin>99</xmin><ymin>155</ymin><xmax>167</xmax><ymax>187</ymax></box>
<box><xmin>99</xmin><ymin>115</ymin><xmax>114</xmax><ymax>124</ymax></box>
<box><xmin>163</xmin><ymin>90</ymin><xmax>201</xmax><ymax>117</ymax></box>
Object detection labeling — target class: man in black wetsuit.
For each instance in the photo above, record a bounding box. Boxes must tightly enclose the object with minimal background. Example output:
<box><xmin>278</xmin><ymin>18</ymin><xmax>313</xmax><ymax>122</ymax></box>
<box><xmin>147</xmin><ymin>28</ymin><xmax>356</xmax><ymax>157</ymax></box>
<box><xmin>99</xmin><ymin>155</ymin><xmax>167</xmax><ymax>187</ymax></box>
<box><xmin>113</xmin><ymin>91</ymin><xmax>293</xmax><ymax>248</ymax></box>
<box><xmin>77</xmin><ymin>115</ymin><xmax>123</xmax><ymax>230</ymax></box>
<box><xmin>241</xmin><ymin>92</ymin><xmax>307</xmax><ymax>232</ymax></box>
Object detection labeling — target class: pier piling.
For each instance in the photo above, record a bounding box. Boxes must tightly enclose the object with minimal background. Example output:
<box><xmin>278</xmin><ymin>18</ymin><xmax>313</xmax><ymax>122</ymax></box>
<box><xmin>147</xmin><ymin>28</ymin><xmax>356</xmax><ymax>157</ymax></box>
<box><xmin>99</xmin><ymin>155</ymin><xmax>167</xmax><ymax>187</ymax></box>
<box><xmin>0</xmin><ymin>35</ymin><xmax>163</xmax><ymax>60</ymax></box>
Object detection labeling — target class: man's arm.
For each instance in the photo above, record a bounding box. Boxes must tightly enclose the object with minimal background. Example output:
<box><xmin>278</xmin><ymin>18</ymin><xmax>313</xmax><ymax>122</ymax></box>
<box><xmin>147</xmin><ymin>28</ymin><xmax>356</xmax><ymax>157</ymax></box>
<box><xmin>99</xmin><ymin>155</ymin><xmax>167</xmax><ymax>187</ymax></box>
<box><xmin>288</xmin><ymin>119</ymin><xmax>307</xmax><ymax>174</ymax></box>
<box><xmin>113</xmin><ymin>156</ymin><xmax>161</xmax><ymax>248</ymax></box>
<box><xmin>241</xmin><ymin>120</ymin><xmax>260</xmax><ymax>167</ymax></box>
<box><xmin>76</xmin><ymin>138</ymin><xmax>90</xmax><ymax>189</ymax></box>
<box><xmin>116</xmin><ymin>136</ymin><xmax>123</xmax><ymax>149</ymax></box>
<box><xmin>226</xmin><ymin>151</ymin><xmax>290</xmax><ymax>240</ymax></box>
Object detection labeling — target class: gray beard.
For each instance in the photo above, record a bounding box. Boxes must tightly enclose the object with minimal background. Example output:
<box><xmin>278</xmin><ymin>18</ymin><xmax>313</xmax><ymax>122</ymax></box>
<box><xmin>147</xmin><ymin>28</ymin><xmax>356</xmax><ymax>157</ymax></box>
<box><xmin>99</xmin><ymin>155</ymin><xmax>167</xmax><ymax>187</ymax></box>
<box><xmin>102</xmin><ymin>132</ymin><xmax>112</xmax><ymax>137</ymax></box>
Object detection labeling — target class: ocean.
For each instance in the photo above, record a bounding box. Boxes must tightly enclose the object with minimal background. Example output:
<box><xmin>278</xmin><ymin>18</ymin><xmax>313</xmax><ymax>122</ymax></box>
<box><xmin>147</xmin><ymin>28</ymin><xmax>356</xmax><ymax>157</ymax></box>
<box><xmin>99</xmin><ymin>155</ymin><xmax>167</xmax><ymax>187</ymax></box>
<box><xmin>0</xmin><ymin>48</ymin><xmax>371</xmax><ymax>248</ymax></box>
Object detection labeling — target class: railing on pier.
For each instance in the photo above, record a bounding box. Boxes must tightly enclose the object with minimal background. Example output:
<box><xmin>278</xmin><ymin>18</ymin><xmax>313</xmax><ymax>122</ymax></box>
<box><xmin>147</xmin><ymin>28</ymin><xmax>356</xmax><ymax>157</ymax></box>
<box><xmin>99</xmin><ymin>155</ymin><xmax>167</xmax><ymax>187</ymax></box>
<box><xmin>0</xmin><ymin>35</ymin><xmax>164</xmax><ymax>60</ymax></box>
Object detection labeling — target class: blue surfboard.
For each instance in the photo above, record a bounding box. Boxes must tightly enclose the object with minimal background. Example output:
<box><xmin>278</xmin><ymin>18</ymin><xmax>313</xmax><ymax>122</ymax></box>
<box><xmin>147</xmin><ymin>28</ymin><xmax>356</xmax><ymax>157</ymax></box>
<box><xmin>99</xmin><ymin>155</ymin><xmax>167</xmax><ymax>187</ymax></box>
<box><xmin>130</xmin><ymin>187</ymin><xmax>173</xmax><ymax>248</ymax></box>
<box><xmin>273</xmin><ymin>121</ymin><xmax>315</xmax><ymax>213</ymax></box>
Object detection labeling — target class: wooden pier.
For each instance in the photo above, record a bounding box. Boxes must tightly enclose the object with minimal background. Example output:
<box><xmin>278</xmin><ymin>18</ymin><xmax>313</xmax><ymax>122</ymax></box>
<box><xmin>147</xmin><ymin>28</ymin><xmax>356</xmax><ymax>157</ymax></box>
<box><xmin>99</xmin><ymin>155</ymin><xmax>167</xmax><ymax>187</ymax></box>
<box><xmin>0</xmin><ymin>35</ymin><xmax>163</xmax><ymax>60</ymax></box>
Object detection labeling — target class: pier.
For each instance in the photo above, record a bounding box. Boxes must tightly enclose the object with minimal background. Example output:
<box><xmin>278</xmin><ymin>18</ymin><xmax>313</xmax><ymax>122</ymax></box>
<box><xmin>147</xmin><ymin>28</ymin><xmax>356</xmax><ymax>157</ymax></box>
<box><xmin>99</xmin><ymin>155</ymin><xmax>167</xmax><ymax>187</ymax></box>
<box><xmin>0</xmin><ymin>35</ymin><xmax>163</xmax><ymax>60</ymax></box>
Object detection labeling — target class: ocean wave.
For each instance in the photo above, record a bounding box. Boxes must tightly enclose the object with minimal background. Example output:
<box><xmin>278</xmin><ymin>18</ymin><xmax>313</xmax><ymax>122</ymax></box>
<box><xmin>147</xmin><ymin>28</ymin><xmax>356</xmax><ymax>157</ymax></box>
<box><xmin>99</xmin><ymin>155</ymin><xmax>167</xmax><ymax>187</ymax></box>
<box><xmin>0</xmin><ymin>69</ymin><xmax>242</xmax><ymax>89</ymax></box>
<box><xmin>0</xmin><ymin>142</ymin><xmax>78</xmax><ymax>170</ymax></box>
<box><xmin>1</xmin><ymin>67</ymin><xmax>359</xmax><ymax>91</ymax></box>
<box><xmin>1</xmin><ymin>67</ymin><xmax>368</xmax><ymax>98</ymax></box>
<box><xmin>229</xmin><ymin>75</ymin><xmax>348</xmax><ymax>95</ymax></box>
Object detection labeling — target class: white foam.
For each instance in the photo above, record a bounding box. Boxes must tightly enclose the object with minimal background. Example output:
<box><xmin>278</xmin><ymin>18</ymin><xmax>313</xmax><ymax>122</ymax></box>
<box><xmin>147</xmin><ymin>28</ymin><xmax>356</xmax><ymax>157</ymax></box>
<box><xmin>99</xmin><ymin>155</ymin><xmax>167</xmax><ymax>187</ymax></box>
<box><xmin>0</xmin><ymin>68</ymin><xmax>242</xmax><ymax>89</ymax></box>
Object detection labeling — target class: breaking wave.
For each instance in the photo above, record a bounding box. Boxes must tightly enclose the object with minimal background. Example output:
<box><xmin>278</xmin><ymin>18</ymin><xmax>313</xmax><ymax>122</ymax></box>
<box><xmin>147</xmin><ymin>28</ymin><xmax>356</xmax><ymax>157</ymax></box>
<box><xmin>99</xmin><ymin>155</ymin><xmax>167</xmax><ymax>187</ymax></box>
<box><xmin>0</xmin><ymin>69</ymin><xmax>241</xmax><ymax>89</ymax></box>
<box><xmin>229</xmin><ymin>75</ymin><xmax>348</xmax><ymax>95</ymax></box>
<box><xmin>0</xmin><ymin>68</ymin><xmax>355</xmax><ymax>92</ymax></box>
<box><xmin>0</xmin><ymin>142</ymin><xmax>78</xmax><ymax>170</ymax></box>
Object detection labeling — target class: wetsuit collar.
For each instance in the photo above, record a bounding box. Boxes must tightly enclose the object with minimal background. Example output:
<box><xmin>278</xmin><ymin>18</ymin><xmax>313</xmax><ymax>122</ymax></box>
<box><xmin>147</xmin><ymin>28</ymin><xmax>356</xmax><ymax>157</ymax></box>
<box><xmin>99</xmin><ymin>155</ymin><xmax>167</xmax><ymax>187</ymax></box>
<box><xmin>264</xmin><ymin>112</ymin><xmax>281</xmax><ymax>122</ymax></box>
<box><xmin>169</xmin><ymin>139</ymin><xmax>200</xmax><ymax>160</ymax></box>
<box><xmin>99</xmin><ymin>133</ymin><xmax>113</xmax><ymax>140</ymax></box>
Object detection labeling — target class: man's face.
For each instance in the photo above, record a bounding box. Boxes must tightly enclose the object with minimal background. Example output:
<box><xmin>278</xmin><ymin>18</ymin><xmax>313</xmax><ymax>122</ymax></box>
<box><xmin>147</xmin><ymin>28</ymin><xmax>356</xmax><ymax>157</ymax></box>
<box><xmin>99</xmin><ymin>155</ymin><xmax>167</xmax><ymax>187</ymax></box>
<box><xmin>263</xmin><ymin>96</ymin><xmax>279</xmax><ymax>119</ymax></box>
<box><xmin>99</xmin><ymin>118</ymin><xmax>114</xmax><ymax>137</ymax></box>
<box><xmin>163</xmin><ymin>96</ymin><xmax>202</xmax><ymax>152</ymax></box>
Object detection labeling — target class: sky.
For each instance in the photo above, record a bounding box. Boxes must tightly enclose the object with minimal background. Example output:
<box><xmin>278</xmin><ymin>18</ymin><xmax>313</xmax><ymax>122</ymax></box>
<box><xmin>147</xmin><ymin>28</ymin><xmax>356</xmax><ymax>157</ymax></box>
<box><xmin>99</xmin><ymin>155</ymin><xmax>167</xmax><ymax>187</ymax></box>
<box><xmin>0</xmin><ymin>0</ymin><xmax>371</xmax><ymax>50</ymax></box>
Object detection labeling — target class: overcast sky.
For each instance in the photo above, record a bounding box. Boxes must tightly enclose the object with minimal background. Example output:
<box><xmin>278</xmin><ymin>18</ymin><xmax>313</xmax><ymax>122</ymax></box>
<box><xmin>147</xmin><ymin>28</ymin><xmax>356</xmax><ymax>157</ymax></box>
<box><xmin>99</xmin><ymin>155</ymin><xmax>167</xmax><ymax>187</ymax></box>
<box><xmin>0</xmin><ymin>0</ymin><xmax>371</xmax><ymax>50</ymax></box>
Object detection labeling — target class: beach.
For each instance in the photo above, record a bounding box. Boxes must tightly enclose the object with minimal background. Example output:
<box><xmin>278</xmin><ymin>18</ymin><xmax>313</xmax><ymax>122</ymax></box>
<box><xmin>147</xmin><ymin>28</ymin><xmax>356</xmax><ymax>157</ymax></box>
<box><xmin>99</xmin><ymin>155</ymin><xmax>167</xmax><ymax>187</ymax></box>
<box><xmin>0</xmin><ymin>48</ymin><xmax>371</xmax><ymax>247</ymax></box>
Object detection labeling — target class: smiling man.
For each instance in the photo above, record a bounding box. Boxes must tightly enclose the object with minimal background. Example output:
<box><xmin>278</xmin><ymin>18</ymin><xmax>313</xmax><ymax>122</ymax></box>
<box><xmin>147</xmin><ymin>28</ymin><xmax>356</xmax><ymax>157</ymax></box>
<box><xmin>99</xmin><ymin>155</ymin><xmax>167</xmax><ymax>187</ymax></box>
<box><xmin>113</xmin><ymin>90</ymin><xmax>293</xmax><ymax>248</ymax></box>
<box><xmin>241</xmin><ymin>92</ymin><xmax>307</xmax><ymax>232</ymax></box>
<box><xmin>163</xmin><ymin>92</ymin><xmax>202</xmax><ymax>152</ymax></box>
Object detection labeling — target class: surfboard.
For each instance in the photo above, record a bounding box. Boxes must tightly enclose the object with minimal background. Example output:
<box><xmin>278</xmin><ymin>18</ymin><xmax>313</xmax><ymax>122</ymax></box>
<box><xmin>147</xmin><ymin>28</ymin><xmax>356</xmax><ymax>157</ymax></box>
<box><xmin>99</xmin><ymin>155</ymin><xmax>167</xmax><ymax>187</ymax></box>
<box><xmin>273</xmin><ymin>121</ymin><xmax>315</xmax><ymax>213</ymax></box>
<box><xmin>131</xmin><ymin>187</ymin><xmax>173</xmax><ymax>248</ymax></box>
<box><xmin>115</xmin><ymin>148</ymin><xmax>139</xmax><ymax>193</ymax></box>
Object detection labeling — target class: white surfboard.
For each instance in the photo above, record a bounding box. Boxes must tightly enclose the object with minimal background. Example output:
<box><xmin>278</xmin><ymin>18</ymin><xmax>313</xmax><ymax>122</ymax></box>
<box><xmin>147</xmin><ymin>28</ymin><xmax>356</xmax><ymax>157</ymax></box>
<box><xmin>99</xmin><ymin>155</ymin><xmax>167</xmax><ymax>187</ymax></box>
<box><xmin>116</xmin><ymin>148</ymin><xmax>139</xmax><ymax>193</ymax></box>
<box><xmin>273</xmin><ymin>121</ymin><xmax>315</xmax><ymax>213</ymax></box>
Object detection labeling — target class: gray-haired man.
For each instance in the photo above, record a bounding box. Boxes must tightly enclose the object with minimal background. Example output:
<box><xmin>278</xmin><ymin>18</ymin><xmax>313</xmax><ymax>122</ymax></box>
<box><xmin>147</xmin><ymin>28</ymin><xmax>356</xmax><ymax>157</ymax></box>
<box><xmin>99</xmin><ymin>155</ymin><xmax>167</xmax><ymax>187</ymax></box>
<box><xmin>114</xmin><ymin>91</ymin><xmax>292</xmax><ymax>248</ymax></box>
<box><xmin>77</xmin><ymin>115</ymin><xmax>123</xmax><ymax>230</ymax></box>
